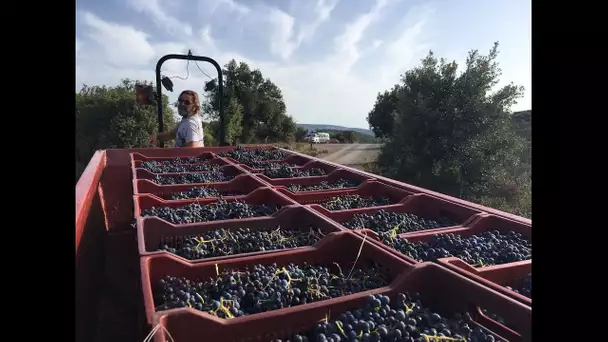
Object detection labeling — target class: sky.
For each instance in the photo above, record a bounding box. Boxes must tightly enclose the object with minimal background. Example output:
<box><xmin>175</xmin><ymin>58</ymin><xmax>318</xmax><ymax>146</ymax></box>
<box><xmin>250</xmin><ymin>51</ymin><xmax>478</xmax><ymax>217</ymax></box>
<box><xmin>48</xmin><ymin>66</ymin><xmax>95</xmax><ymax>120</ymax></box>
<box><xmin>75</xmin><ymin>0</ymin><xmax>531</xmax><ymax>129</ymax></box>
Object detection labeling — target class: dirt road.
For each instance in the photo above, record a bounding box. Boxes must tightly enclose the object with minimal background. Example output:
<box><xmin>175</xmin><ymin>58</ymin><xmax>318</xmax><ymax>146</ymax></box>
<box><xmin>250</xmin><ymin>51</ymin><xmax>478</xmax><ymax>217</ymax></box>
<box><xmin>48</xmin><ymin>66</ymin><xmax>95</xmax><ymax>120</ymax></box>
<box><xmin>317</xmin><ymin>144</ymin><xmax>381</xmax><ymax>169</ymax></box>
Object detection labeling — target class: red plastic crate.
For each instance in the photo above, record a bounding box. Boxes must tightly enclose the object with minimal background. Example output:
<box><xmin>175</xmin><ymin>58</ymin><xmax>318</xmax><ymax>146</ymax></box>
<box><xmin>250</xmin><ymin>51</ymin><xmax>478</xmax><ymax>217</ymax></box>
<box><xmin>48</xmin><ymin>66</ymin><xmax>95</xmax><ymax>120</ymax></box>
<box><xmin>278</xmin><ymin>180</ymin><xmax>415</xmax><ymax>215</ymax></box>
<box><xmin>137</xmin><ymin>205</ymin><xmax>346</xmax><ymax>263</ymax></box>
<box><xmin>130</xmin><ymin>151</ymin><xmax>217</xmax><ymax>163</ymax></box>
<box><xmin>365</xmin><ymin>213</ymin><xmax>531</xmax><ymax>269</ymax></box>
<box><xmin>133</xmin><ymin>165</ymin><xmax>246</xmax><ymax>184</ymax></box>
<box><xmin>223</xmin><ymin>154</ymin><xmax>313</xmax><ymax>172</ymax></box>
<box><xmin>322</xmin><ymin>193</ymin><xmax>487</xmax><ymax>239</ymax></box>
<box><xmin>254</xmin><ymin>160</ymin><xmax>341</xmax><ymax>182</ymax></box>
<box><xmin>267</xmin><ymin>169</ymin><xmax>374</xmax><ymax>193</ymax></box>
<box><xmin>134</xmin><ymin>187</ymin><xmax>297</xmax><ymax>220</ymax></box>
<box><xmin>132</xmin><ymin>174</ymin><xmax>267</xmax><ymax>197</ymax></box>
<box><xmin>142</xmin><ymin>252</ymin><xmax>531</xmax><ymax>342</ymax></box>
<box><xmin>140</xmin><ymin>231</ymin><xmax>408</xmax><ymax>323</ymax></box>
<box><xmin>439</xmin><ymin>257</ymin><xmax>532</xmax><ymax>306</ymax></box>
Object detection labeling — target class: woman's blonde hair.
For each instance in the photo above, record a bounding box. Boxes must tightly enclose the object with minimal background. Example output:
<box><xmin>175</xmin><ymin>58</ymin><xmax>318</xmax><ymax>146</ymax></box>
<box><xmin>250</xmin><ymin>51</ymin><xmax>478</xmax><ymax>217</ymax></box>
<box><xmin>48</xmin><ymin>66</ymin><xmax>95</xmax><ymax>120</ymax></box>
<box><xmin>179</xmin><ymin>90</ymin><xmax>201</xmax><ymax>114</ymax></box>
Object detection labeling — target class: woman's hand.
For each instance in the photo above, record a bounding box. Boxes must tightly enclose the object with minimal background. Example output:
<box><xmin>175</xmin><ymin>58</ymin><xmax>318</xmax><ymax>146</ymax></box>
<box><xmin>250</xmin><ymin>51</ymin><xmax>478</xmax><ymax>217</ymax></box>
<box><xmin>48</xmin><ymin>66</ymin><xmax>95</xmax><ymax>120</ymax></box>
<box><xmin>148</xmin><ymin>134</ymin><xmax>158</xmax><ymax>146</ymax></box>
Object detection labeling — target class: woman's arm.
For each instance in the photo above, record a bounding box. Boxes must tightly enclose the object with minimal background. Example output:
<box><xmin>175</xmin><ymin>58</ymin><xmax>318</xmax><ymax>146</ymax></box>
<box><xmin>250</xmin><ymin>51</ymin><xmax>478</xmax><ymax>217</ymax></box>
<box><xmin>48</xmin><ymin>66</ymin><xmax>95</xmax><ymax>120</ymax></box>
<box><xmin>149</xmin><ymin>127</ymin><xmax>177</xmax><ymax>146</ymax></box>
<box><xmin>157</xmin><ymin>127</ymin><xmax>178</xmax><ymax>141</ymax></box>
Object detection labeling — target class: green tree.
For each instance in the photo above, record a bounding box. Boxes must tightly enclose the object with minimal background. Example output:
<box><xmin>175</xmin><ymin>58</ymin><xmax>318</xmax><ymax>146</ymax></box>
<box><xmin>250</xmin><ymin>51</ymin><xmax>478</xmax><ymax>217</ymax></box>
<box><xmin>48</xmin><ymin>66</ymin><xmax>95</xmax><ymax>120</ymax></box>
<box><xmin>374</xmin><ymin>42</ymin><xmax>530</xmax><ymax>217</ymax></box>
<box><xmin>295</xmin><ymin>127</ymin><xmax>309</xmax><ymax>141</ymax></box>
<box><xmin>75</xmin><ymin>79</ymin><xmax>176</xmax><ymax>181</ymax></box>
<box><xmin>203</xmin><ymin>59</ymin><xmax>297</xmax><ymax>143</ymax></box>
<box><xmin>202</xmin><ymin>121</ymin><xmax>219</xmax><ymax>147</ymax></box>
<box><xmin>224</xmin><ymin>96</ymin><xmax>244</xmax><ymax>144</ymax></box>
<box><xmin>366</xmin><ymin>85</ymin><xmax>401</xmax><ymax>138</ymax></box>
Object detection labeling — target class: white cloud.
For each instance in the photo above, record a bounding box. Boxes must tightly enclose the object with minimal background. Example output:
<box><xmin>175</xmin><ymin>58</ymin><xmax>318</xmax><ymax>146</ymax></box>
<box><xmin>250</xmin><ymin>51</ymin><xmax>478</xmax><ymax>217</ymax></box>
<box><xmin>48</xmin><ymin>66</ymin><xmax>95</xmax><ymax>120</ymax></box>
<box><xmin>206</xmin><ymin>0</ymin><xmax>250</xmax><ymax>16</ymax></box>
<box><xmin>75</xmin><ymin>0</ymin><xmax>530</xmax><ymax>128</ymax></box>
<box><xmin>267</xmin><ymin>8</ymin><xmax>298</xmax><ymax>60</ymax></box>
<box><xmin>79</xmin><ymin>12</ymin><xmax>156</xmax><ymax>67</ymax></box>
<box><xmin>127</xmin><ymin>0</ymin><xmax>193</xmax><ymax>36</ymax></box>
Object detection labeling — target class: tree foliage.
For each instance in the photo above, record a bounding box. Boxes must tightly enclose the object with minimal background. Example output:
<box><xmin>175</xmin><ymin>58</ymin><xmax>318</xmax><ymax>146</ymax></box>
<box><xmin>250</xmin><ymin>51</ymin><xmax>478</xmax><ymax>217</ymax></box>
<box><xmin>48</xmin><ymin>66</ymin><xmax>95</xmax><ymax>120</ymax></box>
<box><xmin>295</xmin><ymin>127</ymin><xmax>309</xmax><ymax>141</ymax></box>
<box><xmin>369</xmin><ymin>42</ymin><xmax>531</xmax><ymax>217</ymax></box>
<box><xmin>366</xmin><ymin>85</ymin><xmax>401</xmax><ymax>138</ymax></box>
<box><xmin>75</xmin><ymin>79</ymin><xmax>176</xmax><ymax>181</ymax></box>
<box><xmin>203</xmin><ymin>59</ymin><xmax>297</xmax><ymax>144</ymax></box>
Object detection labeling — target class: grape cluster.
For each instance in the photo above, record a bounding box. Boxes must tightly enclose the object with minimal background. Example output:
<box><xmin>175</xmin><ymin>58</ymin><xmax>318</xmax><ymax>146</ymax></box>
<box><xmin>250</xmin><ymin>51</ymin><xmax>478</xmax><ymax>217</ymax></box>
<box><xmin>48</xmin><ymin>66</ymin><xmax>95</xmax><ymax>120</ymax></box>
<box><xmin>274</xmin><ymin>293</ymin><xmax>499</xmax><ymax>342</ymax></box>
<box><xmin>381</xmin><ymin>230</ymin><xmax>531</xmax><ymax>267</ymax></box>
<box><xmin>141</xmin><ymin>200</ymin><xmax>280</xmax><ymax>224</ymax></box>
<box><xmin>153</xmin><ymin>262</ymin><xmax>389</xmax><ymax>318</ymax></box>
<box><xmin>342</xmin><ymin>210</ymin><xmax>456</xmax><ymax>234</ymax></box>
<box><xmin>141</xmin><ymin>160</ymin><xmax>221</xmax><ymax>174</ymax></box>
<box><xmin>169</xmin><ymin>187</ymin><xmax>243</xmax><ymax>200</ymax></box>
<box><xmin>158</xmin><ymin>226</ymin><xmax>326</xmax><ymax>260</ymax></box>
<box><xmin>218</xmin><ymin>146</ymin><xmax>290</xmax><ymax>165</ymax></box>
<box><xmin>286</xmin><ymin>179</ymin><xmax>361</xmax><ymax>192</ymax></box>
<box><xmin>319</xmin><ymin>195</ymin><xmax>393</xmax><ymax>211</ymax></box>
<box><xmin>250</xmin><ymin>162</ymin><xmax>299</xmax><ymax>170</ymax></box>
<box><xmin>145</xmin><ymin>156</ymin><xmax>211</xmax><ymax>166</ymax></box>
<box><xmin>263</xmin><ymin>165</ymin><xmax>327</xmax><ymax>179</ymax></box>
<box><xmin>506</xmin><ymin>273</ymin><xmax>531</xmax><ymax>298</ymax></box>
<box><xmin>153</xmin><ymin>171</ymin><xmax>235</xmax><ymax>185</ymax></box>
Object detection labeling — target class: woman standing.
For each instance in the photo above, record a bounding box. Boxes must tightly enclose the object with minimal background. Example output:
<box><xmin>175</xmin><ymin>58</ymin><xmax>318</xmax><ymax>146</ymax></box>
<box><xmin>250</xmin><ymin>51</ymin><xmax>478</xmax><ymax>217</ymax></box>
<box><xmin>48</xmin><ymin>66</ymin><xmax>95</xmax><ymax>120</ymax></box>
<box><xmin>149</xmin><ymin>90</ymin><xmax>204</xmax><ymax>147</ymax></box>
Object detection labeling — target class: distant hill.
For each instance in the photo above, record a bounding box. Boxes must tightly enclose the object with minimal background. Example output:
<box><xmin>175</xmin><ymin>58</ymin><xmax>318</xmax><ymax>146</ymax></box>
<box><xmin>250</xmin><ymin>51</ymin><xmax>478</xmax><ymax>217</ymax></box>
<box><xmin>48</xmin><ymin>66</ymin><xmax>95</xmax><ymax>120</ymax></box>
<box><xmin>297</xmin><ymin>112</ymin><xmax>529</xmax><ymax>139</ymax></box>
<box><xmin>297</xmin><ymin>124</ymin><xmax>374</xmax><ymax>136</ymax></box>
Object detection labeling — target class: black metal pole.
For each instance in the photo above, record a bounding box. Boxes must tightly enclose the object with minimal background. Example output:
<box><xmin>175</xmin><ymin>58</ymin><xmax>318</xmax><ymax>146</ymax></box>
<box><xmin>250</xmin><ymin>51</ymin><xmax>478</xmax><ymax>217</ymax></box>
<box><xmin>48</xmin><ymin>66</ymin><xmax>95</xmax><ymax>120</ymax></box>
<box><xmin>154</xmin><ymin>54</ymin><xmax>226</xmax><ymax>147</ymax></box>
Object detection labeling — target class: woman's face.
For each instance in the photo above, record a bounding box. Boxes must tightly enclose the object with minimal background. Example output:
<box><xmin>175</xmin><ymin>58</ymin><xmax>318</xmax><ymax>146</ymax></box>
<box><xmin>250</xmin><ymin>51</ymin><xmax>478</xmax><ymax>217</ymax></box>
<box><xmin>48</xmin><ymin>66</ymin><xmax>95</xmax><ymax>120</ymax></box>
<box><xmin>177</xmin><ymin>94</ymin><xmax>196</xmax><ymax>116</ymax></box>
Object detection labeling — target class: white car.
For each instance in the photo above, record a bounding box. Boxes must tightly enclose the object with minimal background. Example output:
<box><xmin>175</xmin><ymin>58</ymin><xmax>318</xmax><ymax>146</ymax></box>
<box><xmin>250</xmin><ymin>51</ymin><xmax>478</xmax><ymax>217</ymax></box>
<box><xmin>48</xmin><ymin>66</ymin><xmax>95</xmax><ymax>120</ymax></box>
<box><xmin>305</xmin><ymin>132</ymin><xmax>330</xmax><ymax>144</ymax></box>
<box><xmin>305</xmin><ymin>133</ymin><xmax>320</xmax><ymax>143</ymax></box>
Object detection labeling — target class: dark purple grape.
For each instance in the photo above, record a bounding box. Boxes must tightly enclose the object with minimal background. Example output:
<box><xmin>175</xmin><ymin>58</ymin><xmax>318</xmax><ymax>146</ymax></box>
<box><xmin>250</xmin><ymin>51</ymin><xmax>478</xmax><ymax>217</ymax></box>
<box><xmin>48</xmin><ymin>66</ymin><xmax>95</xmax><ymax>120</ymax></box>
<box><xmin>262</xmin><ymin>164</ymin><xmax>326</xmax><ymax>178</ymax></box>
<box><xmin>141</xmin><ymin>200</ymin><xmax>280</xmax><ymax>224</ymax></box>
<box><xmin>153</xmin><ymin>262</ymin><xmax>389</xmax><ymax>319</ymax></box>
<box><xmin>319</xmin><ymin>194</ymin><xmax>393</xmax><ymax>210</ymax></box>
<box><xmin>381</xmin><ymin>230</ymin><xmax>531</xmax><ymax>267</ymax></box>
<box><xmin>276</xmin><ymin>293</ymin><xmax>503</xmax><ymax>342</ymax></box>
<box><xmin>343</xmin><ymin>209</ymin><xmax>456</xmax><ymax>234</ymax></box>
<box><xmin>158</xmin><ymin>225</ymin><xmax>326</xmax><ymax>260</ymax></box>
<box><xmin>286</xmin><ymin>179</ymin><xmax>361</xmax><ymax>192</ymax></box>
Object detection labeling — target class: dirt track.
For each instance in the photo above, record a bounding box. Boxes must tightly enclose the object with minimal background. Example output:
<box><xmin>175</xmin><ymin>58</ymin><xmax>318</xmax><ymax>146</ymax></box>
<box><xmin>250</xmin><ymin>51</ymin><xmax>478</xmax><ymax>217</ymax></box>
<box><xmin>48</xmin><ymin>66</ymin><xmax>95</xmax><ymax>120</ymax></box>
<box><xmin>317</xmin><ymin>143</ymin><xmax>381</xmax><ymax>169</ymax></box>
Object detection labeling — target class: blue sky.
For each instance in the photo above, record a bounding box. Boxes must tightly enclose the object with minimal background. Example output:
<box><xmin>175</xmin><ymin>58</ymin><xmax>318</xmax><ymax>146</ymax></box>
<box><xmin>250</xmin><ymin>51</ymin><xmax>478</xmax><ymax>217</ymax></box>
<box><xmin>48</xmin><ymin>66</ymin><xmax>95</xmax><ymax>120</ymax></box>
<box><xmin>76</xmin><ymin>0</ymin><xmax>530</xmax><ymax>129</ymax></box>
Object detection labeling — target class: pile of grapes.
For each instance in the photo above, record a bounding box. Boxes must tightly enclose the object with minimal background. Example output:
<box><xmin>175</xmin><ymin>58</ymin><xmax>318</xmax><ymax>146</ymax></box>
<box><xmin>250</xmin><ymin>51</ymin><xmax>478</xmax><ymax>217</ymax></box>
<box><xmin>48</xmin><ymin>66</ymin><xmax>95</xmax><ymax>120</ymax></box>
<box><xmin>169</xmin><ymin>187</ymin><xmax>244</xmax><ymax>200</ymax></box>
<box><xmin>141</xmin><ymin>200</ymin><xmax>280</xmax><ymax>224</ymax></box>
<box><xmin>144</xmin><ymin>156</ymin><xmax>211</xmax><ymax>166</ymax></box>
<box><xmin>153</xmin><ymin>262</ymin><xmax>389</xmax><ymax>318</ymax></box>
<box><xmin>250</xmin><ymin>162</ymin><xmax>299</xmax><ymax>170</ymax></box>
<box><xmin>342</xmin><ymin>210</ymin><xmax>456</xmax><ymax>234</ymax></box>
<box><xmin>153</xmin><ymin>171</ymin><xmax>235</xmax><ymax>185</ymax></box>
<box><xmin>380</xmin><ymin>230</ymin><xmax>531</xmax><ymax>267</ymax></box>
<box><xmin>218</xmin><ymin>146</ymin><xmax>290</xmax><ymax>165</ymax></box>
<box><xmin>273</xmin><ymin>293</ymin><xmax>500</xmax><ymax>342</ymax></box>
<box><xmin>141</xmin><ymin>160</ymin><xmax>221</xmax><ymax>174</ymax></box>
<box><xmin>507</xmin><ymin>273</ymin><xmax>531</xmax><ymax>298</ymax></box>
<box><xmin>318</xmin><ymin>194</ymin><xmax>393</xmax><ymax>211</ymax></box>
<box><xmin>286</xmin><ymin>179</ymin><xmax>361</xmax><ymax>192</ymax></box>
<box><xmin>158</xmin><ymin>226</ymin><xmax>327</xmax><ymax>260</ymax></box>
<box><xmin>262</xmin><ymin>165</ymin><xmax>327</xmax><ymax>179</ymax></box>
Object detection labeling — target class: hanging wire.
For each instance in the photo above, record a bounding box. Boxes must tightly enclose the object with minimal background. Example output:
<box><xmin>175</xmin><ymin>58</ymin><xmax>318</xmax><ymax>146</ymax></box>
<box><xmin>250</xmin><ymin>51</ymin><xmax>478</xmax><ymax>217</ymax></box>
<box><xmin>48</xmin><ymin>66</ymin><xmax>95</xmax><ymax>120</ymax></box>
<box><xmin>162</xmin><ymin>58</ymin><xmax>190</xmax><ymax>81</ymax></box>
<box><xmin>195</xmin><ymin>60</ymin><xmax>214</xmax><ymax>80</ymax></box>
